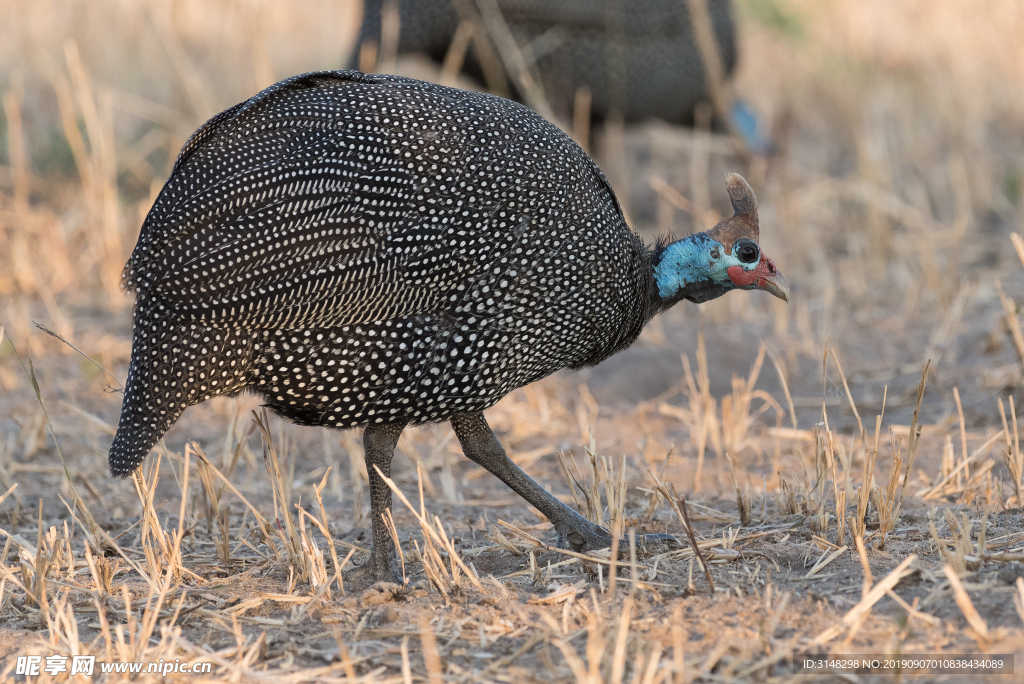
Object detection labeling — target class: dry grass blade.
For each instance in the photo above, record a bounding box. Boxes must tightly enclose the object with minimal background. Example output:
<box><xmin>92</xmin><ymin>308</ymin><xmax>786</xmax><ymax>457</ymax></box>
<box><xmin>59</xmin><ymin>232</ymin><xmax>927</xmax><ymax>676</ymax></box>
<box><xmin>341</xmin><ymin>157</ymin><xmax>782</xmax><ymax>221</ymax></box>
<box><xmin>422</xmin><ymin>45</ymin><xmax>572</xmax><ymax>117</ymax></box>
<box><xmin>918</xmin><ymin>429</ymin><xmax>1005</xmax><ymax>500</ymax></box>
<box><xmin>686</xmin><ymin>0</ymin><xmax>747</xmax><ymax>157</ymax></box>
<box><xmin>440</xmin><ymin>20</ymin><xmax>474</xmax><ymax>86</ymax></box>
<box><xmin>767</xmin><ymin>347</ymin><xmax>806</xmax><ymax>481</ymax></box>
<box><xmin>854</xmin><ymin>389</ymin><xmax>886</xmax><ymax>540</ymax></box>
<box><xmin>557</xmin><ymin>450</ymin><xmax>601</xmax><ymax>525</ymax></box>
<box><xmin>601</xmin><ymin>452</ymin><xmax>628</xmax><ymax>532</ymax></box>
<box><xmin>829</xmin><ymin>348</ymin><xmax>865</xmax><ymax>443</ymax></box>
<box><xmin>312</xmin><ymin>467</ymin><xmax>345</xmax><ymax>595</ymax></box>
<box><xmin>897</xmin><ymin>362</ymin><xmax>929</xmax><ymax>506</ymax></box>
<box><xmin>954</xmin><ymin>386</ymin><xmax>969</xmax><ymax>481</ymax></box>
<box><xmin>608</xmin><ymin>519</ymin><xmax>620</xmax><ymax>595</ymax></box>
<box><xmin>725</xmin><ymin>452</ymin><xmax>752</xmax><ymax>526</ymax></box>
<box><xmin>649</xmin><ymin>175</ymin><xmax>721</xmax><ymax>225</ymax></box>
<box><xmin>873</xmin><ymin>432</ymin><xmax>903</xmax><ymax>547</ymax></box>
<box><xmin>1010</xmin><ymin>232</ymin><xmax>1024</xmax><ymax>269</ymax></box>
<box><xmin>34</xmin><ymin>323</ymin><xmax>124</xmax><ymax>391</ymax></box>
<box><xmin>641</xmin><ymin>447</ymin><xmax>673</xmax><ymax>521</ymax></box>
<box><xmin>808</xmin><ymin>421</ymin><xmax>832</xmax><ymax>529</ymax></box>
<box><xmin>196</xmin><ymin>448</ymin><xmax>232</xmax><ymax>565</ymax></box>
<box><xmin>0</xmin><ymin>484</ymin><xmax>18</xmax><ymax>509</ymax></box>
<box><xmin>999</xmin><ymin>397</ymin><xmax>1024</xmax><ymax>505</ymax></box>
<box><xmin>996</xmin><ymin>278</ymin><xmax>1024</xmax><ymax>370</ymax></box>
<box><xmin>551</xmin><ymin>613</ymin><xmax>601</xmax><ymax>684</ymax></box>
<box><xmin>486</xmin><ymin>523</ymin><xmax>527</xmax><ymax>556</ymax></box>
<box><xmin>665</xmin><ymin>341</ymin><xmax>779</xmax><ymax>493</ymax></box>
<box><xmin>810</xmin><ymin>554</ymin><xmax>917</xmax><ymax>645</ymax></box>
<box><xmin>733</xmin><ymin>638</ymin><xmax>799</xmax><ymax>680</ymax></box>
<box><xmin>854</xmin><ymin>531</ymin><xmax>872</xmax><ymax>599</ymax></box>
<box><xmin>471</xmin><ymin>0</ymin><xmax>555</xmax><ymax>122</ymax></box>
<box><xmin>372</xmin><ymin>464</ymin><xmax>483</xmax><ymax>591</ymax></box>
<box><xmin>191</xmin><ymin>442</ymin><xmax>276</xmax><ymax>553</ymax></box>
<box><xmin>678</xmin><ymin>493</ymin><xmax>714</xmax><ymax>593</ymax></box>
<box><xmin>938</xmin><ymin>510</ymin><xmax>980</xmax><ymax>573</ymax></box>
<box><xmin>834</xmin><ymin>488</ymin><xmax>847</xmax><ymax>546</ymax></box>
<box><xmin>942</xmin><ymin>564</ymin><xmax>989</xmax><ymax>640</ymax></box>
<box><xmin>447</xmin><ymin>0</ymin><xmax>510</xmax><ymax>97</ymax></box>
<box><xmin>610</xmin><ymin>596</ymin><xmax>634</xmax><ymax>684</ymax></box>
<box><xmin>254</xmin><ymin>410</ymin><xmax>305</xmax><ymax>574</ymax></box>
<box><xmin>376</xmin><ymin>0</ymin><xmax>400</xmax><ymax>74</ymax></box>
<box><xmin>495</xmin><ymin>521</ymin><xmax>654</xmax><ymax>581</ymax></box>
<box><xmin>382</xmin><ymin>508</ymin><xmax>406</xmax><ymax>586</ymax></box>
<box><xmin>723</xmin><ymin>346</ymin><xmax>779</xmax><ymax>461</ymax></box>
<box><xmin>527</xmin><ymin>581</ymin><xmax>582</xmax><ymax>605</ymax></box>
<box><xmin>400</xmin><ymin>634</ymin><xmax>412</xmax><ymax>684</ymax></box>
<box><xmin>420</xmin><ymin>616</ymin><xmax>444</xmax><ymax>684</ymax></box>
<box><xmin>1015</xmin><ymin>577</ymin><xmax>1024</xmax><ymax>628</ymax></box>
<box><xmin>648</xmin><ymin>469</ymin><xmax>696</xmax><ymax>535</ymax></box>
<box><xmin>4</xmin><ymin>328</ymin><xmax>100</xmax><ymax>544</ymax></box>
<box><xmin>885</xmin><ymin>588</ymin><xmax>941</xmax><ymax>626</ymax></box>
<box><xmin>138</xmin><ymin>447</ymin><xmax>194</xmax><ymax>585</ymax></box>
<box><xmin>295</xmin><ymin>507</ymin><xmax>332</xmax><ymax>600</ymax></box>
<box><xmin>573</xmin><ymin>85</ymin><xmax>592</xmax><ymax>152</ymax></box>
<box><xmin>673</xmin><ymin>329</ymin><xmax>719</xmax><ymax>492</ymax></box>
<box><xmin>805</xmin><ymin>545</ymin><xmax>847</xmax><ymax>578</ymax></box>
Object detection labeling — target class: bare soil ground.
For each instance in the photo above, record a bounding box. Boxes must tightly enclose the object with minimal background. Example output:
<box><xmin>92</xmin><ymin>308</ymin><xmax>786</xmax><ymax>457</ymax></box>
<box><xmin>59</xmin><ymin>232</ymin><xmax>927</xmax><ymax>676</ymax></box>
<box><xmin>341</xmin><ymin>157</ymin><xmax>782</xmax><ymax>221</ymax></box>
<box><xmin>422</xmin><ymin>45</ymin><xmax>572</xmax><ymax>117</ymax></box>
<box><xmin>3</xmin><ymin>1</ymin><xmax>1024</xmax><ymax>682</ymax></box>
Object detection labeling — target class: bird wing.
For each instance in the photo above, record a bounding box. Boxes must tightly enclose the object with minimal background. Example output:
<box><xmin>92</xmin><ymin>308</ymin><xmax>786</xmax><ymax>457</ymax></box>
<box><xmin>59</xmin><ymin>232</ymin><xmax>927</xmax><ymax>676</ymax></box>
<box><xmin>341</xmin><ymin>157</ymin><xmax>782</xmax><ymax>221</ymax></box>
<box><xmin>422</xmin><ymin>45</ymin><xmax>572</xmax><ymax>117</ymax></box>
<box><xmin>123</xmin><ymin>71</ymin><xmax>525</xmax><ymax>330</ymax></box>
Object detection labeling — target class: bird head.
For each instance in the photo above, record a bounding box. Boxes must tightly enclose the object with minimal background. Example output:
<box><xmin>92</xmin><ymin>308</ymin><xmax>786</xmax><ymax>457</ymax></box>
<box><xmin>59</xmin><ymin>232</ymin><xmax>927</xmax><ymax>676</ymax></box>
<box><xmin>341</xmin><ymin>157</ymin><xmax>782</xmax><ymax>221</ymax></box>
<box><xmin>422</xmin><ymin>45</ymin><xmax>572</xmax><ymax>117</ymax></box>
<box><xmin>653</xmin><ymin>173</ymin><xmax>790</xmax><ymax>305</ymax></box>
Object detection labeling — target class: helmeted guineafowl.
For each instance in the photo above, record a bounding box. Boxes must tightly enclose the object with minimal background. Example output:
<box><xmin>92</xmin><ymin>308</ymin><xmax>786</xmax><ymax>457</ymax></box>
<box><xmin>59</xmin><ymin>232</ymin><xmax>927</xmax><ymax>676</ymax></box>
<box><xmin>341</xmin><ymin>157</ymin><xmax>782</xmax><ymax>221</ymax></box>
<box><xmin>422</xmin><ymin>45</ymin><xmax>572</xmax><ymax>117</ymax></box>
<box><xmin>110</xmin><ymin>71</ymin><xmax>788</xmax><ymax>582</ymax></box>
<box><xmin>355</xmin><ymin>0</ymin><xmax>736</xmax><ymax>125</ymax></box>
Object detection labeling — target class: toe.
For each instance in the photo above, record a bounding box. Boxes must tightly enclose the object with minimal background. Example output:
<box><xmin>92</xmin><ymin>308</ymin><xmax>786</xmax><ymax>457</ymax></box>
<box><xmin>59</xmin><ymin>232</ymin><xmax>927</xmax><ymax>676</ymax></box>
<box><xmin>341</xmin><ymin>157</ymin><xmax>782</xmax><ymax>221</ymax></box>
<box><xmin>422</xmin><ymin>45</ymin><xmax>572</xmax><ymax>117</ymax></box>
<box><xmin>639</xmin><ymin>533</ymin><xmax>682</xmax><ymax>546</ymax></box>
<box><xmin>345</xmin><ymin>561</ymin><xmax>375</xmax><ymax>581</ymax></box>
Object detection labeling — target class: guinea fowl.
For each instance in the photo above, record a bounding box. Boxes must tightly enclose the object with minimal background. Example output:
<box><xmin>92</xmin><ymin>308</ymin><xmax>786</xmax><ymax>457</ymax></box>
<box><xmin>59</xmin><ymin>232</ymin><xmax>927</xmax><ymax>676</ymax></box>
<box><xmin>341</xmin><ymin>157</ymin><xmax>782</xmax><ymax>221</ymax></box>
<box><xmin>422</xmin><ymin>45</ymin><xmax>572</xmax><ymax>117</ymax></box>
<box><xmin>355</xmin><ymin>0</ymin><xmax>737</xmax><ymax>125</ymax></box>
<box><xmin>110</xmin><ymin>71</ymin><xmax>789</xmax><ymax>582</ymax></box>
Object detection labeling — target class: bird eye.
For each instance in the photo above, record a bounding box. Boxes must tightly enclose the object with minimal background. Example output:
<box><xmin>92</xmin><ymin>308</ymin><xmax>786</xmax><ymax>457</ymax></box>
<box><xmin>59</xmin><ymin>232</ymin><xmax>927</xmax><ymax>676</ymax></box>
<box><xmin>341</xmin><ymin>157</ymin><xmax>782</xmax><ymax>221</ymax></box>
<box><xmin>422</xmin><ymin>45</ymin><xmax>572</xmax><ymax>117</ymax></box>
<box><xmin>736</xmin><ymin>240</ymin><xmax>759</xmax><ymax>264</ymax></box>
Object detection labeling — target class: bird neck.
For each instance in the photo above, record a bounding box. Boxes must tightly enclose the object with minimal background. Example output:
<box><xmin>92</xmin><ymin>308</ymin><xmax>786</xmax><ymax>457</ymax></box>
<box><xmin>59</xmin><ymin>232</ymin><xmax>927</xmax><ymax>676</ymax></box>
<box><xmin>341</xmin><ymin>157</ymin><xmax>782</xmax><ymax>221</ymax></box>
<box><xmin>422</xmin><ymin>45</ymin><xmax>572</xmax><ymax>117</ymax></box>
<box><xmin>648</xmin><ymin>233</ymin><xmax>731</xmax><ymax>314</ymax></box>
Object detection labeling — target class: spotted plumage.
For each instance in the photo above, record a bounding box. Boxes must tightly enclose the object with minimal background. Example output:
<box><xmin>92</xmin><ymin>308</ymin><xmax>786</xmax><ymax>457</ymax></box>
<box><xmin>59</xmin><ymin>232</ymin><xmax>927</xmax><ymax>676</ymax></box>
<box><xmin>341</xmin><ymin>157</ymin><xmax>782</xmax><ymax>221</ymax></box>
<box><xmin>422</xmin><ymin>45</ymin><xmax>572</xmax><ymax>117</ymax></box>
<box><xmin>355</xmin><ymin>0</ymin><xmax>737</xmax><ymax>124</ymax></box>
<box><xmin>111</xmin><ymin>71</ymin><xmax>788</xmax><ymax>581</ymax></box>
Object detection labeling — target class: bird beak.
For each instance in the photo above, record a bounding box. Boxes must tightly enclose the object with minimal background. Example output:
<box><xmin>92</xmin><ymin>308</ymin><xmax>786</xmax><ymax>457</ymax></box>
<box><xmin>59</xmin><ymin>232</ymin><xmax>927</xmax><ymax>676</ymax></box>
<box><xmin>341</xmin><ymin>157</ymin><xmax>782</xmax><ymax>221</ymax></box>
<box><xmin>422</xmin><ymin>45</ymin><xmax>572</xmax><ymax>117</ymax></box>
<box><xmin>760</xmin><ymin>270</ymin><xmax>790</xmax><ymax>302</ymax></box>
<box><xmin>754</xmin><ymin>255</ymin><xmax>790</xmax><ymax>302</ymax></box>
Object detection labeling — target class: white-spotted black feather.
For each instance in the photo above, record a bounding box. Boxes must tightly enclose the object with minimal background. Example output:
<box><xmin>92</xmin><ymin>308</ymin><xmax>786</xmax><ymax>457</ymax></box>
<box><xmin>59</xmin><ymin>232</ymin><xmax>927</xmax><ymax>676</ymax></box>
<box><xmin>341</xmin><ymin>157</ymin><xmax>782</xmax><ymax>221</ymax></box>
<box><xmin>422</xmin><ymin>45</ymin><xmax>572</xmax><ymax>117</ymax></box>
<box><xmin>109</xmin><ymin>71</ymin><xmax>653</xmax><ymax>475</ymax></box>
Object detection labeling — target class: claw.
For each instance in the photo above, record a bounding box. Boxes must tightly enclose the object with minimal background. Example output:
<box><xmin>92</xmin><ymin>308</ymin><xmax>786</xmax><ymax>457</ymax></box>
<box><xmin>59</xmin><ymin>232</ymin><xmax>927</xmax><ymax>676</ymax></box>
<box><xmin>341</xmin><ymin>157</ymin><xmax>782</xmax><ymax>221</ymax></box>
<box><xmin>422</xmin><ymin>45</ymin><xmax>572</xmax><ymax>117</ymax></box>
<box><xmin>553</xmin><ymin>520</ymin><xmax>682</xmax><ymax>556</ymax></box>
<box><xmin>346</xmin><ymin>559</ymin><xmax>399</xmax><ymax>585</ymax></box>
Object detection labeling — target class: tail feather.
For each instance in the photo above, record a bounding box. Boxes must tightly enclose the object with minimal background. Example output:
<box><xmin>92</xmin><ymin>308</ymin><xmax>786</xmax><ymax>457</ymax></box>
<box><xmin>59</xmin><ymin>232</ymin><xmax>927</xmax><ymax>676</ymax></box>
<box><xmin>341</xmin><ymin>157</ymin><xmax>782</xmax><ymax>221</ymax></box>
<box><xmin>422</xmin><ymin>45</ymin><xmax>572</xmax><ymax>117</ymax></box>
<box><xmin>109</xmin><ymin>311</ymin><xmax>256</xmax><ymax>476</ymax></box>
<box><xmin>109</xmin><ymin>347</ymin><xmax>188</xmax><ymax>477</ymax></box>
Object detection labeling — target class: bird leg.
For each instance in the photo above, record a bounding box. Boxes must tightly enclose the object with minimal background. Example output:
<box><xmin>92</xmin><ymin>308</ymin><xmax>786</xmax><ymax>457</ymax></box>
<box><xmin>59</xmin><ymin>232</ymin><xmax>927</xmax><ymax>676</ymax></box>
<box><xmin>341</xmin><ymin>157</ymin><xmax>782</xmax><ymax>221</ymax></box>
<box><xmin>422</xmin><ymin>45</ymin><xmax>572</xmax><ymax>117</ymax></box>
<box><xmin>350</xmin><ymin>420</ymin><xmax>408</xmax><ymax>584</ymax></box>
<box><xmin>451</xmin><ymin>413</ymin><xmax>614</xmax><ymax>551</ymax></box>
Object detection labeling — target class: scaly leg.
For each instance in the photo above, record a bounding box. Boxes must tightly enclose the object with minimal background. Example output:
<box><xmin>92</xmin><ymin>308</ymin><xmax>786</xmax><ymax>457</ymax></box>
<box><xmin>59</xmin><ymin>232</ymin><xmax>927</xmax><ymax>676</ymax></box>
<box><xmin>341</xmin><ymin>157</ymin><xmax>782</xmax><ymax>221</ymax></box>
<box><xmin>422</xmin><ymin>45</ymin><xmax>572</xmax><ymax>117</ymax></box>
<box><xmin>451</xmin><ymin>413</ymin><xmax>615</xmax><ymax>550</ymax></box>
<box><xmin>350</xmin><ymin>420</ymin><xmax>407</xmax><ymax>583</ymax></box>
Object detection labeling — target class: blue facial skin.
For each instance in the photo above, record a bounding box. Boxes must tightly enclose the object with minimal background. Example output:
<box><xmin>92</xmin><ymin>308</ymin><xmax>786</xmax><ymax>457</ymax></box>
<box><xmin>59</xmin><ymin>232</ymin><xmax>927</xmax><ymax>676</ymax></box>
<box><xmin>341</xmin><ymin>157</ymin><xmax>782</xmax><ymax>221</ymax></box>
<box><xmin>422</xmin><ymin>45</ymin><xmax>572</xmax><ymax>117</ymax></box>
<box><xmin>655</xmin><ymin>233</ymin><xmax>729</xmax><ymax>299</ymax></box>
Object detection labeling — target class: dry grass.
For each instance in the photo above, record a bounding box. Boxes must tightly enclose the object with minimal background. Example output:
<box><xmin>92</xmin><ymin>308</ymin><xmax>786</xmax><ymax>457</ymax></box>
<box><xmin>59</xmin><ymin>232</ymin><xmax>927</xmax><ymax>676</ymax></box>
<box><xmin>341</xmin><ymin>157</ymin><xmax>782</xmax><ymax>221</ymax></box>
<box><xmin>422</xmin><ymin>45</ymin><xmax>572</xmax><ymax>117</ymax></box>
<box><xmin>3</xmin><ymin>0</ymin><xmax>1024</xmax><ymax>680</ymax></box>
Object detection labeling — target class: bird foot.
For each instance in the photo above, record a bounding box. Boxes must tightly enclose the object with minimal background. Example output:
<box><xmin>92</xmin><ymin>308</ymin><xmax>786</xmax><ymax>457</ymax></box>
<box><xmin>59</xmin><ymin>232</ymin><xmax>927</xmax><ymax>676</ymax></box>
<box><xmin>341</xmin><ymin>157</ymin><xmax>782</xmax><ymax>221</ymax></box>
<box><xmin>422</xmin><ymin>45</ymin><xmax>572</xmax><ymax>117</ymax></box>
<box><xmin>553</xmin><ymin>517</ymin><xmax>611</xmax><ymax>552</ymax></box>
<box><xmin>345</xmin><ymin>557</ymin><xmax>400</xmax><ymax>586</ymax></box>
<box><xmin>632</xmin><ymin>532</ymin><xmax>683</xmax><ymax>548</ymax></box>
<box><xmin>555</xmin><ymin>522</ymin><xmax>680</xmax><ymax>554</ymax></box>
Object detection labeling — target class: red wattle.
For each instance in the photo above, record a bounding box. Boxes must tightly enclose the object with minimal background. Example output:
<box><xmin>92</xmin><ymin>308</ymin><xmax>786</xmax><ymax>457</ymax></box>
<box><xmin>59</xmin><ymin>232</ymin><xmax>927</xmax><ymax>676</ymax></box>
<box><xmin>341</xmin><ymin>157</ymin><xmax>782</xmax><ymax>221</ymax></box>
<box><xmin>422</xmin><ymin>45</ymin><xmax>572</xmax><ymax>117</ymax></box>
<box><xmin>727</xmin><ymin>264</ymin><xmax>756</xmax><ymax>287</ymax></box>
<box><xmin>727</xmin><ymin>254</ymin><xmax>780</xmax><ymax>288</ymax></box>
